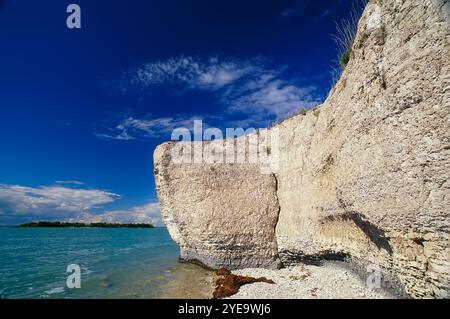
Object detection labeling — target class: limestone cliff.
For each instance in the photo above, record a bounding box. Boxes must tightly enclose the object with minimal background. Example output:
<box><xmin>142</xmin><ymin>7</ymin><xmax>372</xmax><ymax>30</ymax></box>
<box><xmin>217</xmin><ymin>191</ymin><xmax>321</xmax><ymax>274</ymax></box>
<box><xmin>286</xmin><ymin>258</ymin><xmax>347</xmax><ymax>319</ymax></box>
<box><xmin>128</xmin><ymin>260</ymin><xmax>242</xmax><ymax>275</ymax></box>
<box><xmin>154</xmin><ymin>0</ymin><xmax>450</xmax><ymax>298</ymax></box>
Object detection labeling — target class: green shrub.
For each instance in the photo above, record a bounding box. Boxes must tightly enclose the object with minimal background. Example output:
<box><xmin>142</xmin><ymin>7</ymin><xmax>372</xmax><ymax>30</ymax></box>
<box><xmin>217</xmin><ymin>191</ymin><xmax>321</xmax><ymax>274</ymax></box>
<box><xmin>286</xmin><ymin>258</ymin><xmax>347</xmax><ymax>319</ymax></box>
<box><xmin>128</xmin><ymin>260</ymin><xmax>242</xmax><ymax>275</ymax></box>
<box><xmin>330</xmin><ymin>0</ymin><xmax>367</xmax><ymax>79</ymax></box>
<box><xmin>339</xmin><ymin>48</ymin><xmax>351</xmax><ymax>69</ymax></box>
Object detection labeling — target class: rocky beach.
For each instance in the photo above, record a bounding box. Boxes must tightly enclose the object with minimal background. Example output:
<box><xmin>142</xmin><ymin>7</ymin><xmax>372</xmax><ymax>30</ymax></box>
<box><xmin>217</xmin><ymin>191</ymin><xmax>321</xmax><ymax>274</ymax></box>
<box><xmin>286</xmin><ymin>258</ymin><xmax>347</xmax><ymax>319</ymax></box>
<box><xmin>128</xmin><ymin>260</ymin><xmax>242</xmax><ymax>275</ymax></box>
<box><xmin>227</xmin><ymin>263</ymin><xmax>399</xmax><ymax>299</ymax></box>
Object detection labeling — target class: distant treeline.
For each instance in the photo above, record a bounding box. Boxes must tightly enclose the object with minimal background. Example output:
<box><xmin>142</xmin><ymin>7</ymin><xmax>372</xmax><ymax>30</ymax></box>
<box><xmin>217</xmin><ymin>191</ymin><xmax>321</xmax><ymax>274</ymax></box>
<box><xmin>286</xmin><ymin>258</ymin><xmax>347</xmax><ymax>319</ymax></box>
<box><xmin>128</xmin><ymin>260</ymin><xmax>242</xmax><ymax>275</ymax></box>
<box><xmin>19</xmin><ymin>221</ymin><xmax>154</xmax><ymax>228</ymax></box>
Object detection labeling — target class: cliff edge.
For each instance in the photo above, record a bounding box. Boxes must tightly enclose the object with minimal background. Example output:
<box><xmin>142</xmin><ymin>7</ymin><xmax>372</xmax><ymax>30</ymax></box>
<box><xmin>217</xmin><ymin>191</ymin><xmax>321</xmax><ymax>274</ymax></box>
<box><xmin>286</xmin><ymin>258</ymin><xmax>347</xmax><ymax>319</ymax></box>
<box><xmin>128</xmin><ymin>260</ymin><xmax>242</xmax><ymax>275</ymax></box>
<box><xmin>154</xmin><ymin>0</ymin><xmax>450</xmax><ymax>298</ymax></box>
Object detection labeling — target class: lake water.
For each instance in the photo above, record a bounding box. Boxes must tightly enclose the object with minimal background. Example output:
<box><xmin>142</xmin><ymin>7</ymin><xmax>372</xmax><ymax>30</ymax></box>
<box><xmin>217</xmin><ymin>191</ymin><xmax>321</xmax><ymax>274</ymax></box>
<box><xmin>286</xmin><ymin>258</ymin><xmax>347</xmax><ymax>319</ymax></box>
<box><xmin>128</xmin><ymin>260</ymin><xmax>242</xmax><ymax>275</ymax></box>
<box><xmin>0</xmin><ymin>227</ymin><xmax>215</xmax><ymax>299</ymax></box>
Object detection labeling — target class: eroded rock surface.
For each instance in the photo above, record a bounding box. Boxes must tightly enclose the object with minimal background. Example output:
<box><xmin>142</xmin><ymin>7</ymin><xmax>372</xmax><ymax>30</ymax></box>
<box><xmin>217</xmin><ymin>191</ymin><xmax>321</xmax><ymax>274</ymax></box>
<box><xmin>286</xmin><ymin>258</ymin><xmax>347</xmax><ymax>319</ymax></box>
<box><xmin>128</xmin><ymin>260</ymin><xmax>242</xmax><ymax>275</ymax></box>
<box><xmin>154</xmin><ymin>0</ymin><xmax>450</xmax><ymax>298</ymax></box>
<box><xmin>154</xmin><ymin>141</ymin><xmax>281</xmax><ymax>270</ymax></box>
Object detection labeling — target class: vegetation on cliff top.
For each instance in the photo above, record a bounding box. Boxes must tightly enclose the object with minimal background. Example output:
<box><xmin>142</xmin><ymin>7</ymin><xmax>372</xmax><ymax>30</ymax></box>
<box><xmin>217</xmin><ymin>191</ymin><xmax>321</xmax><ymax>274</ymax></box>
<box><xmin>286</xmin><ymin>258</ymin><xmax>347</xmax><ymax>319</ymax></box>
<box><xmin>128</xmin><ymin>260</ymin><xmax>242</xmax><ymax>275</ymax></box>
<box><xmin>331</xmin><ymin>0</ymin><xmax>367</xmax><ymax>78</ymax></box>
<box><xmin>339</xmin><ymin>48</ymin><xmax>352</xmax><ymax>69</ymax></box>
<box><xmin>19</xmin><ymin>221</ymin><xmax>154</xmax><ymax>228</ymax></box>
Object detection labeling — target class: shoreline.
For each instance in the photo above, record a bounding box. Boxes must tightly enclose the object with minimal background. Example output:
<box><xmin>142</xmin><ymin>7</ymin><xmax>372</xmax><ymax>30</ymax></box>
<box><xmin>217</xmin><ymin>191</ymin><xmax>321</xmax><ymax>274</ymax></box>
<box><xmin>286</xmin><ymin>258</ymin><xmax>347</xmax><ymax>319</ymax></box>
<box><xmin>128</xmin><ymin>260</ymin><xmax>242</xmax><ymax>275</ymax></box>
<box><xmin>180</xmin><ymin>255</ymin><xmax>407</xmax><ymax>299</ymax></box>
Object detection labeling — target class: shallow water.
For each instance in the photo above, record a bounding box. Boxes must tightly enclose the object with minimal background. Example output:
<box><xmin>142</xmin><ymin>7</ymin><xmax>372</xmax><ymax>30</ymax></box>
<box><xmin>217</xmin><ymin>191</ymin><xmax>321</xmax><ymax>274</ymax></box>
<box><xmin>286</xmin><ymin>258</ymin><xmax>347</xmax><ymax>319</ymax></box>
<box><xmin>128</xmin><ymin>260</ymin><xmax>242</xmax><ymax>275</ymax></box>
<box><xmin>0</xmin><ymin>227</ymin><xmax>214</xmax><ymax>299</ymax></box>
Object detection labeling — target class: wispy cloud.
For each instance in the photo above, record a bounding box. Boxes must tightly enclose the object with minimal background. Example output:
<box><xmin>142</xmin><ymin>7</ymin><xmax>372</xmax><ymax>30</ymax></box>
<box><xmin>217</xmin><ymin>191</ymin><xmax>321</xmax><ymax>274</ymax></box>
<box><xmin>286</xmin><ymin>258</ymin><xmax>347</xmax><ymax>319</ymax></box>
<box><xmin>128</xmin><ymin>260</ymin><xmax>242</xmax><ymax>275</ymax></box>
<box><xmin>117</xmin><ymin>56</ymin><xmax>260</xmax><ymax>92</ymax></box>
<box><xmin>224</xmin><ymin>79</ymin><xmax>319</xmax><ymax>118</ymax></box>
<box><xmin>100</xmin><ymin>55</ymin><xmax>322</xmax><ymax>140</ymax></box>
<box><xmin>315</xmin><ymin>0</ymin><xmax>344</xmax><ymax>21</ymax></box>
<box><xmin>96</xmin><ymin>115</ymin><xmax>209</xmax><ymax>141</ymax></box>
<box><xmin>281</xmin><ymin>1</ymin><xmax>307</xmax><ymax>19</ymax></box>
<box><xmin>54</xmin><ymin>180</ymin><xmax>84</xmax><ymax>186</ymax></box>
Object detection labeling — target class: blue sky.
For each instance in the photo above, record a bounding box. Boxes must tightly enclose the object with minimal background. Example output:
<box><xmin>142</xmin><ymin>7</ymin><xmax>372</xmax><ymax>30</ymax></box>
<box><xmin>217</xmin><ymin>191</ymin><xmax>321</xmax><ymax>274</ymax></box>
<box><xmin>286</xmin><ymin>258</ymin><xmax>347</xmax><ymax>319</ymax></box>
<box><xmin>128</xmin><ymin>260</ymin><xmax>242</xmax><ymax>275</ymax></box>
<box><xmin>0</xmin><ymin>0</ymin><xmax>358</xmax><ymax>225</ymax></box>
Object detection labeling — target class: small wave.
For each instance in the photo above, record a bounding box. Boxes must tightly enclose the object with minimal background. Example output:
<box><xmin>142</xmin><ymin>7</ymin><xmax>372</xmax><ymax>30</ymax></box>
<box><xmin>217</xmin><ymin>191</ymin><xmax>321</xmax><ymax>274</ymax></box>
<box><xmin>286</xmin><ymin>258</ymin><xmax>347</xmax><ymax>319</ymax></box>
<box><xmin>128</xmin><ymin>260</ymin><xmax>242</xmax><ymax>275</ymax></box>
<box><xmin>43</xmin><ymin>287</ymin><xmax>65</xmax><ymax>295</ymax></box>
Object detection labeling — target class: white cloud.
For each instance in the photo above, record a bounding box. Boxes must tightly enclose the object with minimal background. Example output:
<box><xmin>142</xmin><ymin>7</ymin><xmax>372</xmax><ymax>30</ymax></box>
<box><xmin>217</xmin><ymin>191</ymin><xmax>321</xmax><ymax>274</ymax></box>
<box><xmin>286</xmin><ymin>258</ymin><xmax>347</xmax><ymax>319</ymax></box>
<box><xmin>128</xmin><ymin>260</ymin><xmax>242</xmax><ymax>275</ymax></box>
<box><xmin>100</xmin><ymin>56</ymin><xmax>322</xmax><ymax>140</ymax></box>
<box><xmin>0</xmin><ymin>184</ymin><xmax>119</xmax><ymax>218</ymax></box>
<box><xmin>0</xmin><ymin>183</ymin><xmax>165</xmax><ymax>227</ymax></box>
<box><xmin>77</xmin><ymin>202</ymin><xmax>164</xmax><ymax>227</ymax></box>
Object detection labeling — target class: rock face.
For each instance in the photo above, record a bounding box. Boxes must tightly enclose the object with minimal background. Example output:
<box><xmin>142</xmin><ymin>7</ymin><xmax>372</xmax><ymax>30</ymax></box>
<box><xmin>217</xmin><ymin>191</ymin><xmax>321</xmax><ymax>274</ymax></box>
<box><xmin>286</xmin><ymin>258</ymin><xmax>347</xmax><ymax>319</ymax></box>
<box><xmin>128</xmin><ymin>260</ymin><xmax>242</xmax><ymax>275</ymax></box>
<box><xmin>154</xmin><ymin>0</ymin><xmax>450</xmax><ymax>298</ymax></box>
<box><xmin>154</xmin><ymin>140</ymin><xmax>281</xmax><ymax>269</ymax></box>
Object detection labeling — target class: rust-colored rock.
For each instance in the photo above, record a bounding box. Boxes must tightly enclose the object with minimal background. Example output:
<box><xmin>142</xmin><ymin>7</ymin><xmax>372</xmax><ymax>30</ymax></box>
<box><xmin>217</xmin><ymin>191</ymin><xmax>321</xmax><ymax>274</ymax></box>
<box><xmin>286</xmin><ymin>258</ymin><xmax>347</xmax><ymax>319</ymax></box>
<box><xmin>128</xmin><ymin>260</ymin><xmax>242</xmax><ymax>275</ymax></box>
<box><xmin>213</xmin><ymin>268</ymin><xmax>275</xmax><ymax>299</ymax></box>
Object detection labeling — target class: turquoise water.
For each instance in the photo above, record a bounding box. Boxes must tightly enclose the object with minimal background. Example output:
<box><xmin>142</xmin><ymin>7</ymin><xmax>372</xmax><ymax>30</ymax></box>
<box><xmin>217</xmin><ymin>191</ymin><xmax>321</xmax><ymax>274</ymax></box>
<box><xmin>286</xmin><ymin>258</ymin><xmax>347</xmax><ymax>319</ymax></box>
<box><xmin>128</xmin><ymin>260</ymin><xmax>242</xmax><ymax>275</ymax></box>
<box><xmin>0</xmin><ymin>227</ymin><xmax>214</xmax><ymax>299</ymax></box>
